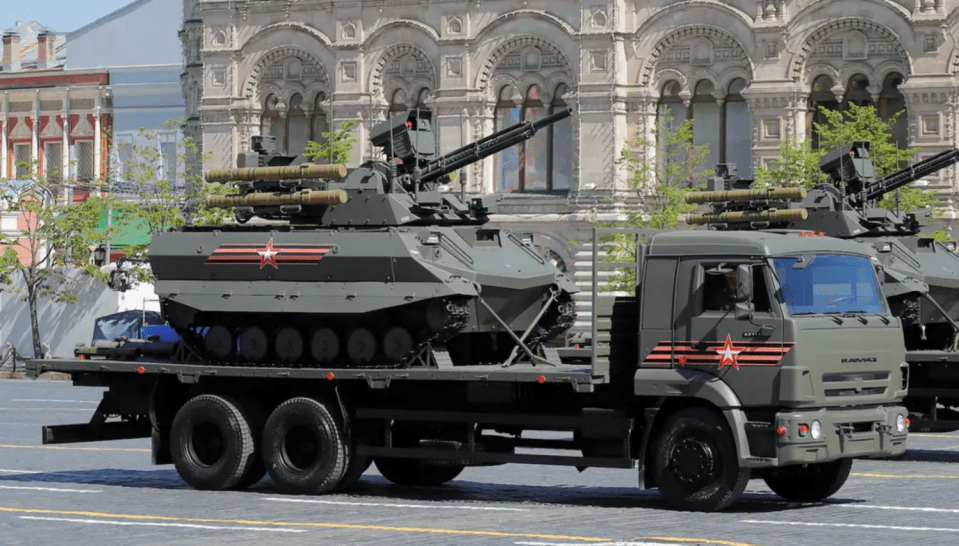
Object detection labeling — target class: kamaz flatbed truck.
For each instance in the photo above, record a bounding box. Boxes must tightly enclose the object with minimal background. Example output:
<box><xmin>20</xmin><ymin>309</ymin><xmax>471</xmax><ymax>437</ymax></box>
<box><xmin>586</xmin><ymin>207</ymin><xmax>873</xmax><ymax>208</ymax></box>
<box><xmin>28</xmin><ymin>228</ymin><xmax>909</xmax><ymax>511</ymax></box>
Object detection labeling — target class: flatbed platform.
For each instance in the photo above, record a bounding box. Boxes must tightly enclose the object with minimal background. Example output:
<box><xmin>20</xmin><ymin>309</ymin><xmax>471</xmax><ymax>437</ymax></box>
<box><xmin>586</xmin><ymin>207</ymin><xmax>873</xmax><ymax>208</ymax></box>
<box><xmin>26</xmin><ymin>358</ymin><xmax>602</xmax><ymax>392</ymax></box>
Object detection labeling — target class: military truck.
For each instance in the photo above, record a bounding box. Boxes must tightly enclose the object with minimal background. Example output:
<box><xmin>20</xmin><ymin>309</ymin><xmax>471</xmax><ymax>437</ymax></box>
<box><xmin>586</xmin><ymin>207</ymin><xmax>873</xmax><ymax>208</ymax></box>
<box><xmin>686</xmin><ymin>144</ymin><xmax>959</xmax><ymax>431</ymax></box>
<box><xmin>29</xmin><ymin>227</ymin><xmax>908</xmax><ymax>511</ymax></box>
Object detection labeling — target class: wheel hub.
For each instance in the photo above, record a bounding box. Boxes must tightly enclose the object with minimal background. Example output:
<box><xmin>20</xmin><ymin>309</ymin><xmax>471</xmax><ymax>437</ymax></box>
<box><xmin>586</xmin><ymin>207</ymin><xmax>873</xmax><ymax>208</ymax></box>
<box><xmin>669</xmin><ymin>437</ymin><xmax>716</xmax><ymax>484</ymax></box>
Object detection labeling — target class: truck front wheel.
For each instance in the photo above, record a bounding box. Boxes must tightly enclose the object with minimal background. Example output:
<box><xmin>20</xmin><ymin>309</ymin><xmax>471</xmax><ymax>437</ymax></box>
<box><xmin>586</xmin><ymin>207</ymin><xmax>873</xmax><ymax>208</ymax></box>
<box><xmin>763</xmin><ymin>459</ymin><xmax>853</xmax><ymax>502</ymax></box>
<box><xmin>262</xmin><ymin>397</ymin><xmax>348</xmax><ymax>494</ymax></box>
<box><xmin>170</xmin><ymin>394</ymin><xmax>258</xmax><ymax>490</ymax></box>
<box><xmin>652</xmin><ymin>408</ymin><xmax>749</xmax><ymax>511</ymax></box>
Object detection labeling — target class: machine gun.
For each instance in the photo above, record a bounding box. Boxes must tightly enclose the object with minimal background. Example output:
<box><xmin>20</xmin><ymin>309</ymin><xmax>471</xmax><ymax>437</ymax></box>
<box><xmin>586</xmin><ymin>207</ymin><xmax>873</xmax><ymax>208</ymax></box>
<box><xmin>686</xmin><ymin>142</ymin><xmax>959</xmax><ymax>237</ymax></box>
<box><xmin>205</xmin><ymin>108</ymin><xmax>572</xmax><ymax>226</ymax></box>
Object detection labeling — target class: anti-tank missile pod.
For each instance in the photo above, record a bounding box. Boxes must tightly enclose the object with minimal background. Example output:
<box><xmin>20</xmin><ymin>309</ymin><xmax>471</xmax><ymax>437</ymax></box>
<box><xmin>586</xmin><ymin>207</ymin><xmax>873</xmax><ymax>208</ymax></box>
<box><xmin>150</xmin><ymin>108</ymin><xmax>578</xmax><ymax>369</ymax></box>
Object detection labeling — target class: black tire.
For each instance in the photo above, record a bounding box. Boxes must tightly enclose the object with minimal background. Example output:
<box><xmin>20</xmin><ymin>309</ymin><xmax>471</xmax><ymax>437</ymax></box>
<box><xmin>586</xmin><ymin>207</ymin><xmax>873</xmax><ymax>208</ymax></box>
<box><xmin>652</xmin><ymin>407</ymin><xmax>749</xmax><ymax>511</ymax></box>
<box><xmin>263</xmin><ymin>397</ymin><xmax>348</xmax><ymax>494</ymax></box>
<box><xmin>374</xmin><ymin>458</ymin><xmax>465</xmax><ymax>486</ymax></box>
<box><xmin>170</xmin><ymin>394</ymin><xmax>258</xmax><ymax>491</ymax></box>
<box><xmin>763</xmin><ymin>458</ymin><xmax>853</xmax><ymax>502</ymax></box>
<box><xmin>233</xmin><ymin>396</ymin><xmax>268</xmax><ymax>490</ymax></box>
<box><xmin>337</xmin><ymin>455</ymin><xmax>372</xmax><ymax>490</ymax></box>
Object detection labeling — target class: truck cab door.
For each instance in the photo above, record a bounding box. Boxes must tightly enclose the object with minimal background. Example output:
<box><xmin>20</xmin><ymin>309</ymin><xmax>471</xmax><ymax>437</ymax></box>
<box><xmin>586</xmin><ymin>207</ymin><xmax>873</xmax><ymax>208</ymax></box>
<box><xmin>684</xmin><ymin>260</ymin><xmax>785</xmax><ymax>406</ymax></box>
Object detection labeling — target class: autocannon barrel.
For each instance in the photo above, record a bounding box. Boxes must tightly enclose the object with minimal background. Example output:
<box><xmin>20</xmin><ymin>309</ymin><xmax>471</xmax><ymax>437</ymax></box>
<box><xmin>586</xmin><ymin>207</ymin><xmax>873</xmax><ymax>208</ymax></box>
<box><xmin>205</xmin><ymin>163</ymin><xmax>348</xmax><ymax>183</ymax></box>
<box><xmin>205</xmin><ymin>190</ymin><xmax>348</xmax><ymax>209</ymax></box>
<box><xmin>685</xmin><ymin>208</ymin><xmax>809</xmax><ymax>225</ymax></box>
<box><xmin>419</xmin><ymin>108</ymin><xmax>573</xmax><ymax>183</ymax></box>
<box><xmin>864</xmin><ymin>148</ymin><xmax>959</xmax><ymax>202</ymax></box>
<box><xmin>685</xmin><ymin>187</ymin><xmax>807</xmax><ymax>204</ymax></box>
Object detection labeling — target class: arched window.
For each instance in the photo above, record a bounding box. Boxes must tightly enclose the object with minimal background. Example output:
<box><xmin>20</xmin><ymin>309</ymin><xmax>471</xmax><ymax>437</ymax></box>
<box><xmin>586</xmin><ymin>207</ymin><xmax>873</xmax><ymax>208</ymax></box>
<box><xmin>522</xmin><ymin>84</ymin><xmax>548</xmax><ymax>191</ymax></box>
<box><xmin>692</xmin><ymin>79</ymin><xmax>720</xmax><ymax>170</ymax></box>
<box><xmin>311</xmin><ymin>92</ymin><xmax>329</xmax><ymax>146</ymax></box>
<box><xmin>261</xmin><ymin>94</ymin><xmax>284</xmax><ymax>152</ymax></box>
<box><xmin>724</xmin><ymin>79</ymin><xmax>751</xmax><ymax>177</ymax></box>
<box><xmin>809</xmin><ymin>75</ymin><xmax>837</xmax><ymax>149</ymax></box>
<box><xmin>845</xmin><ymin>73</ymin><xmax>872</xmax><ymax>108</ymax></box>
<box><xmin>658</xmin><ymin>80</ymin><xmax>685</xmax><ymax>126</ymax></box>
<box><xmin>390</xmin><ymin>88</ymin><xmax>408</xmax><ymax>115</ymax></box>
<box><xmin>415</xmin><ymin>88</ymin><xmax>431</xmax><ymax>109</ymax></box>
<box><xmin>879</xmin><ymin>73</ymin><xmax>907</xmax><ymax>153</ymax></box>
<box><xmin>492</xmin><ymin>83</ymin><xmax>568</xmax><ymax>192</ymax></box>
<box><xmin>288</xmin><ymin>94</ymin><xmax>308</xmax><ymax>156</ymax></box>
<box><xmin>550</xmin><ymin>83</ymin><xmax>572</xmax><ymax>190</ymax></box>
<box><xmin>494</xmin><ymin>86</ymin><xmax>520</xmax><ymax>191</ymax></box>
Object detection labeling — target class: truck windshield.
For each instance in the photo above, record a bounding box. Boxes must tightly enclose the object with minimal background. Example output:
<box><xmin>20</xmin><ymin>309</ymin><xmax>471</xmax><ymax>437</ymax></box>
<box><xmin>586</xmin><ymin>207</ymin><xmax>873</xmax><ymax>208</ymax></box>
<box><xmin>772</xmin><ymin>254</ymin><xmax>885</xmax><ymax>315</ymax></box>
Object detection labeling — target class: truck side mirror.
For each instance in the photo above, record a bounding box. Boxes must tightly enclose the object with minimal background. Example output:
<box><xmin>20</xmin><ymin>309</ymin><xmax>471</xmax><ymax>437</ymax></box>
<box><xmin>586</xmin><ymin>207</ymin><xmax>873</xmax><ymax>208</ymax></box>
<box><xmin>734</xmin><ymin>301</ymin><xmax>755</xmax><ymax>321</ymax></box>
<box><xmin>735</xmin><ymin>264</ymin><xmax>752</xmax><ymax>302</ymax></box>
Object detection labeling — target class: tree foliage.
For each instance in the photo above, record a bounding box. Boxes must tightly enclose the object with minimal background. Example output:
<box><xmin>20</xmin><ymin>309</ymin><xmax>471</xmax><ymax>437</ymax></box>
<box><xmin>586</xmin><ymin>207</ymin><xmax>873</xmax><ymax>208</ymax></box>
<box><xmin>112</xmin><ymin>120</ymin><xmax>231</xmax><ymax>261</ymax></box>
<box><xmin>603</xmin><ymin>112</ymin><xmax>711</xmax><ymax>291</ymax></box>
<box><xmin>0</xmin><ymin>170</ymin><xmax>113</xmax><ymax>358</ymax></box>
<box><xmin>303</xmin><ymin>120</ymin><xmax>358</xmax><ymax>164</ymax></box>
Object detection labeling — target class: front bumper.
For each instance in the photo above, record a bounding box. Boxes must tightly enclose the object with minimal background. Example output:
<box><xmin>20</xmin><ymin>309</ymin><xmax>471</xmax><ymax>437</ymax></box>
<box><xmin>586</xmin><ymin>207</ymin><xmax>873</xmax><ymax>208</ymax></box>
<box><xmin>773</xmin><ymin>405</ymin><xmax>907</xmax><ymax>466</ymax></box>
<box><xmin>727</xmin><ymin>405</ymin><xmax>908</xmax><ymax>468</ymax></box>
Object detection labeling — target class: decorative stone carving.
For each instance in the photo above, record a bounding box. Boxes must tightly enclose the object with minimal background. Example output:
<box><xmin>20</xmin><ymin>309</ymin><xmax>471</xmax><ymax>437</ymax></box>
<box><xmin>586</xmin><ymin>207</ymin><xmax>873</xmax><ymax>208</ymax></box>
<box><xmin>341</xmin><ymin>61</ymin><xmax>357</xmax><ymax>83</ymax></box>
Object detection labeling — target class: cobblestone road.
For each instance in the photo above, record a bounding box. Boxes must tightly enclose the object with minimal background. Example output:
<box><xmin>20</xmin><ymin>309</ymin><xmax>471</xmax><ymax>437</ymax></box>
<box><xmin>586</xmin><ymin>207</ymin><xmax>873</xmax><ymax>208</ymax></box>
<box><xmin>2</xmin><ymin>378</ymin><xmax>959</xmax><ymax>546</ymax></box>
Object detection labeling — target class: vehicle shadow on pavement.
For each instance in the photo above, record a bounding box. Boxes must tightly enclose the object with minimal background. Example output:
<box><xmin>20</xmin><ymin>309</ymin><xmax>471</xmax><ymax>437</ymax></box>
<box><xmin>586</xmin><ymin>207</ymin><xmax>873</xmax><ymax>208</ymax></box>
<box><xmin>0</xmin><ymin>469</ymin><xmax>861</xmax><ymax>513</ymax></box>
<box><xmin>897</xmin><ymin>449</ymin><xmax>959</xmax><ymax>463</ymax></box>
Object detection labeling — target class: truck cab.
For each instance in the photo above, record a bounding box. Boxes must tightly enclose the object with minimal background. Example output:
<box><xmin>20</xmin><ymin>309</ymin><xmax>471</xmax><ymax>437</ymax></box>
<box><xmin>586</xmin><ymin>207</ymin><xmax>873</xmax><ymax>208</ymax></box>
<box><xmin>610</xmin><ymin>229</ymin><xmax>908</xmax><ymax>509</ymax></box>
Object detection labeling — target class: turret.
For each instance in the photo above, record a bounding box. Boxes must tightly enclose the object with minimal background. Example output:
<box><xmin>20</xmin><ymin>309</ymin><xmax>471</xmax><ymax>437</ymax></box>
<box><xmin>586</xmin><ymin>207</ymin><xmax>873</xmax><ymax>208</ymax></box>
<box><xmin>685</xmin><ymin>142</ymin><xmax>959</xmax><ymax>237</ymax></box>
<box><xmin>206</xmin><ymin>108</ymin><xmax>572</xmax><ymax>226</ymax></box>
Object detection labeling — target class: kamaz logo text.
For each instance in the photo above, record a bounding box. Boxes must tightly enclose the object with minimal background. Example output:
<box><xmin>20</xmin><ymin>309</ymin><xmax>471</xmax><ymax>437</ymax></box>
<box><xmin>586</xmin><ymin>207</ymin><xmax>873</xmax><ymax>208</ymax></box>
<box><xmin>841</xmin><ymin>357</ymin><xmax>878</xmax><ymax>363</ymax></box>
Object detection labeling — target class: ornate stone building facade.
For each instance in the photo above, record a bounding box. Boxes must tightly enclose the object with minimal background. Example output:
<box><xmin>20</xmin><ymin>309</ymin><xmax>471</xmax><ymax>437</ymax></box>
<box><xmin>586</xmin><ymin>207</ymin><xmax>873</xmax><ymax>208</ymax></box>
<box><xmin>182</xmin><ymin>0</ymin><xmax>959</xmax><ymax>255</ymax></box>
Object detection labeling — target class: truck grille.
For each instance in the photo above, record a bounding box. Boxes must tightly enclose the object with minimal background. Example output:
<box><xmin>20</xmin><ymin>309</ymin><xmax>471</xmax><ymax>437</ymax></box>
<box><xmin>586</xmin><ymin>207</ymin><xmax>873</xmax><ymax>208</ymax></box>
<box><xmin>822</xmin><ymin>371</ymin><xmax>890</xmax><ymax>398</ymax></box>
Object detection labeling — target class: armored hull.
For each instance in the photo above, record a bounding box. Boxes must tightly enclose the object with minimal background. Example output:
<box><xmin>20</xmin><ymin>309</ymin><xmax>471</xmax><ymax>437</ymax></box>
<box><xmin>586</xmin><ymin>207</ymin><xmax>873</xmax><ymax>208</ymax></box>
<box><xmin>150</xmin><ymin>225</ymin><xmax>576</xmax><ymax>367</ymax></box>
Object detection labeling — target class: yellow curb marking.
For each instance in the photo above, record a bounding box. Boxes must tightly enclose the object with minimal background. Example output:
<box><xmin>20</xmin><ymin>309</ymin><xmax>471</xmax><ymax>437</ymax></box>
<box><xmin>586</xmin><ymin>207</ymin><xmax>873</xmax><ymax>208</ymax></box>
<box><xmin>0</xmin><ymin>506</ymin><xmax>615</xmax><ymax>541</ymax></box>
<box><xmin>853</xmin><ymin>472</ymin><xmax>959</xmax><ymax>479</ymax></box>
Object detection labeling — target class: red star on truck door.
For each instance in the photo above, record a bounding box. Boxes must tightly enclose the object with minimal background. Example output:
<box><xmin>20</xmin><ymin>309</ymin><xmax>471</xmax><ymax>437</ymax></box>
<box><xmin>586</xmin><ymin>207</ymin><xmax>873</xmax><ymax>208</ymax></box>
<box><xmin>715</xmin><ymin>334</ymin><xmax>744</xmax><ymax>370</ymax></box>
<box><xmin>257</xmin><ymin>238</ymin><xmax>281</xmax><ymax>269</ymax></box>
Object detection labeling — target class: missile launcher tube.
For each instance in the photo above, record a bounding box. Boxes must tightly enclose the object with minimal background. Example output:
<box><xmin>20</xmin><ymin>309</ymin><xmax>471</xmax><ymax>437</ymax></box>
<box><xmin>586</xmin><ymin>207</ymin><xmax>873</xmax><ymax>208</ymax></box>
<box><xmin>205</xmin><ymin>163</ymin><xmax>348</xmax><ymax>183</ymax></box>
<box><xmin>685</xmin><ymin>208</ymin><xmax>809</xmax><ymax>225</ymax></box>
<box><xmin>205</xmin><ymin>190</ymin><xmax>349</xmax><ymax>209</ymax></box>
<box><xmin>685</xmin><ymin>187</ymin><xmax>807</xmax><ymax>204</ymax></box>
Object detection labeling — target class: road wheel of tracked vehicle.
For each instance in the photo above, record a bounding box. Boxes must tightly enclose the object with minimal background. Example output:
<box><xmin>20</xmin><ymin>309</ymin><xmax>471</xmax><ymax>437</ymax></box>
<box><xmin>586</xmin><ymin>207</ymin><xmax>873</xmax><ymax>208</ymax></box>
<box><xmin>311</xmin><ymin>327</ymin><xmax>340</xmax><ymax>363</ymax></box>
<box><xmin>652</xmin><ymin>408</ymin><xmax>749</xmax><ymax>511</ymax></box>
<box><xmin>170</xmin><ymin>394</ymin><xmax>258</xmax><ymax>491</ymax></box>
<box><xmin>375</xmin><ymin>458</ymin><xmax>465</xmax><ymax>486</ymax></box>
<box><xmin>347</xmin><ymin>328</ymin><xmax>377</xmax><ymax>364</ymax></box>
<box><xmin>382</xmin><ymin>327</ymin><xmax>414</xmax><ymax>362</ymax></box>
<box><xmin>275</xmin><ymin>327</ymin><xmax>304</xmax><ymax>364</ymax></box>
<box><xmin>204</xmin><ymin>325</ymin><xmax>234</xmax><ymax>361</ymax></box>
<box><xmin>239</xmin><ymin>325</ymin><xmax>269</xmax><ymax>362</ymax></box>
<box><xmin>763</xmin><ymin>459</ymin><xmax>853</xmax><ymax>502</ymax></box>
<box><xmin>263</xmin><ymin>397</ymin><xmax>348</xmax><ymax>494</ymax></box>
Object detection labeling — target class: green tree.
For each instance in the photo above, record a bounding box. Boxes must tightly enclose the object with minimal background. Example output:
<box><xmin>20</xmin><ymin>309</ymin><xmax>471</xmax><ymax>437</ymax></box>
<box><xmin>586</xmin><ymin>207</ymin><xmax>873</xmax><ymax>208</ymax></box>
<box><xmin>815</xmin><ymin>104</ymin><xmax>939</xmax><ymax>215</ymax></box>
<box><xmin>303</xmin><ymin>120</ymin><xmax>358</xmax><ymax>164</ymax></box>
<box><xmin>602</xmin><ymin>113</ymin><xmax>711</xmax><ymax>291</ymax></box>
<box><xmin>754</xmin><ymin>136</ymin><xmax>827</xmax><ymax>188</ymax></box>
<box><xmin>0</xmin><ymin>172</ymin><xmax>113</xmax><ymax>358</ymax></box>
<box><xmin>112</xmin><ymin>120</ymin><xmax>230</xmax><ymax>261</ymax></box>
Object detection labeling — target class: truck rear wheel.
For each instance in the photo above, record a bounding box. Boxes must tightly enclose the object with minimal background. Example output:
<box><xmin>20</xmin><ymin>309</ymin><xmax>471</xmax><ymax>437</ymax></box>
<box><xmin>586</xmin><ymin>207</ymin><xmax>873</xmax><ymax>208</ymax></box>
<box><xmin>763</xmin><ymin>458</ymin><xmax>853</xmax><ymax>502</ymax></box>
<box><xmin>233</xmin><ymin>396</ymin><xmax>268</xmax><ymax>489</ymax></box>
<box><xmin>170</xmin><ymin>394</ymin><xmax>258</xmax><ymax>490</ymax></box>
<box><xmin>374</xmin><ymin>458</ymin><xmax>465</xmax><ymax>486</ymax></box>
<box><xmin>652</xmin><ymin>408</ymin><xmax>749</xmax><ymax>511</ymax></box>
<box><xmin>263</xmin><ymin>397</ymin><xmax>348</xmax><ymax>494</ymax></box>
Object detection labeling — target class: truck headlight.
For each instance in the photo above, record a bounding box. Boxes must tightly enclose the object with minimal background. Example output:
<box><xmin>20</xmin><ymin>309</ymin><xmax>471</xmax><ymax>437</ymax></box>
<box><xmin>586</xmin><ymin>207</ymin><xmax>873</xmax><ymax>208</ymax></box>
<box><xmin>897</xmin><ymin>414</ymin><xmax>907</xmax><ymax>433</ymax></box>
<box><xmin>811</xmin><ymin>420</ymin><xmax>822</xmax><ymax>440</ymax></box>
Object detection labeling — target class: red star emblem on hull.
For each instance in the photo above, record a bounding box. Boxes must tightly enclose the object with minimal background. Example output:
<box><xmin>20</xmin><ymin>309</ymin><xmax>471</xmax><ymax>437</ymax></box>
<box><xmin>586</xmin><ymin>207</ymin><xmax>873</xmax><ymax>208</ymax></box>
<box><xmin>716</xmin><ymin>334</ymin><xmax>744</xmax><ymax>370</ymax></box>
<box><xmin>257</xmin><ymin>237</ymin><xmax>281</xmax><ymax>269</ymax></box>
